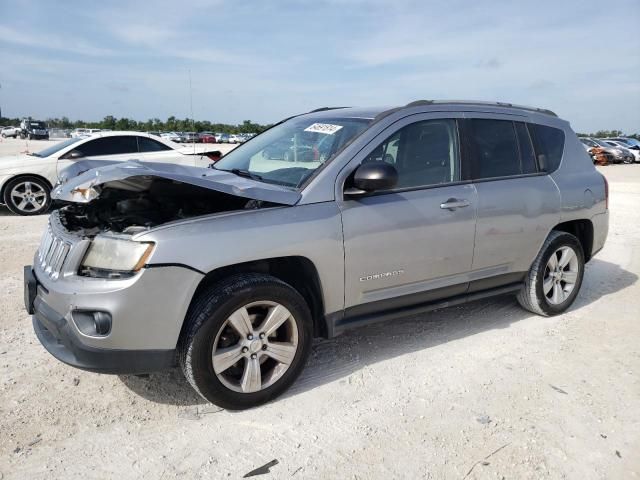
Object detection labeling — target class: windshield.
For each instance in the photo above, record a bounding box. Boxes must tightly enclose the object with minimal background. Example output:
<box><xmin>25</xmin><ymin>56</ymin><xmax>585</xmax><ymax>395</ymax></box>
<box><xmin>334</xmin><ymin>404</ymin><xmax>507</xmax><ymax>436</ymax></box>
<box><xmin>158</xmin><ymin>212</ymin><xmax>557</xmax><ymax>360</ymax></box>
<box><xmin>214</xmin><ymin>116</ymin><xmax>371</xmax><ymax>188</ymax></box>
<box><xmin>31</xmin><ymin>137</ymin><xmax>83</xmax><ymax>158</ymax></box>
<box><xmin>29</xmin><ymin>122</ymin><xmax>46</xmax><ymax>128</ymax></box>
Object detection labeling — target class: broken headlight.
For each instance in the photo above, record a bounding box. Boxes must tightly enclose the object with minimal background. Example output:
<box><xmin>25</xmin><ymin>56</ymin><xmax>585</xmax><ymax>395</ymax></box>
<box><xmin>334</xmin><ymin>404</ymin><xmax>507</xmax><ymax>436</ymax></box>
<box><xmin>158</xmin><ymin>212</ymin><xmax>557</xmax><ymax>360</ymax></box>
<box><xmin>80</xmin><ymin>236</ymin><xmax>155</xmax><ymax>278</ymax></box>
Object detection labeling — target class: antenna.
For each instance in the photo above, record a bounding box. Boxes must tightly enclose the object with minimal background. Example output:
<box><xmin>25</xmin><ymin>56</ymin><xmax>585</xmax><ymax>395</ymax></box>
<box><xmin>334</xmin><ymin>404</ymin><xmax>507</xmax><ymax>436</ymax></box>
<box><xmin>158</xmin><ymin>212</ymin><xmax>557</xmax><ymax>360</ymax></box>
<box><xmin>188</xmin><ymin>69</ymin><xmax>195</xmax><ymax>153</ymax></box>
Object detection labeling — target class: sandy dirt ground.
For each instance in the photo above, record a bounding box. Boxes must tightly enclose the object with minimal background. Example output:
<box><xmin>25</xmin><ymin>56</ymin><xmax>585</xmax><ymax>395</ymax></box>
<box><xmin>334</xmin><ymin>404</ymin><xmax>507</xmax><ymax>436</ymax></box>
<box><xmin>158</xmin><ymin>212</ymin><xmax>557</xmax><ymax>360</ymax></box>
<box><xmin>0</xmin><ymin>137</ymin><xmax>639</xmax><ymax>479</ymax></box>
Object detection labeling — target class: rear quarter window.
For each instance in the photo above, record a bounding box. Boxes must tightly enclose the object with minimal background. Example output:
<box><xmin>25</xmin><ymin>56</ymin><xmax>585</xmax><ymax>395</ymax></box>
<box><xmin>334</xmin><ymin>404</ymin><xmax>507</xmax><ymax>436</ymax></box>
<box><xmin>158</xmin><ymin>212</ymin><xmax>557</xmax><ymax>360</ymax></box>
<box><xmin>528</xmin><ymin>124</ymin><xmax>565</xmax><ymax>173</ymax></box>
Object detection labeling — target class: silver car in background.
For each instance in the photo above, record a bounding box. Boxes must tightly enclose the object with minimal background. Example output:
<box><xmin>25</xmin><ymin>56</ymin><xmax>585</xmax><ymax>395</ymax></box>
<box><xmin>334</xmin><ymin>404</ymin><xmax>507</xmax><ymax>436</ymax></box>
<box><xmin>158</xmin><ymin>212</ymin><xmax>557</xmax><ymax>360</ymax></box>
<box><xmin>25</xmin><ymin>100</ymin><xmax>609</xmax><ymax>409</ymax></box>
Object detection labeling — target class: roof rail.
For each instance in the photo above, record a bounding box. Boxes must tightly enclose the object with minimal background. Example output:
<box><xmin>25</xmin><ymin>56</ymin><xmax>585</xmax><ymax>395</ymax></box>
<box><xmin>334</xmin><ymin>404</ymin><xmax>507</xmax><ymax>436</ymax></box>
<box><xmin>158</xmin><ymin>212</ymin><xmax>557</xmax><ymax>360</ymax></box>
<box><xmin>401</xmin><ymin>100</ymin><xmax>558</xmax><ymax>117</ymax></box>
<box><xmin>308</xmin><ymin>106</ymin><xmax>349</xmax><ymax>113</ymax></box>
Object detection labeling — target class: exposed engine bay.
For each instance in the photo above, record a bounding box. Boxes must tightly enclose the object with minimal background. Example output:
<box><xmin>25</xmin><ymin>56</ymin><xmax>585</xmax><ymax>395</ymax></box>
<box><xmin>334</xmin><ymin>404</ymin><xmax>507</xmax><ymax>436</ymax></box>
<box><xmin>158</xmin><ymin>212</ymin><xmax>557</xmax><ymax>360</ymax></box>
<box><xmin>56</xmin><ymin>176</ymin><xmax>278</xmax><ymax>236</ymax></box>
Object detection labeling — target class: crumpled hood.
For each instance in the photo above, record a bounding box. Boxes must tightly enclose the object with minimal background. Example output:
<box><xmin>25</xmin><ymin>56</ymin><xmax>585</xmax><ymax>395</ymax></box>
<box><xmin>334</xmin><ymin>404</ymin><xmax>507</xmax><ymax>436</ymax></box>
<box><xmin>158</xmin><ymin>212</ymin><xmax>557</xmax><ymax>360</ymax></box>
<box><xmin>51</xmin><ymin>160</ymin><xmax>301</xmax><ymax>206</ymax></box>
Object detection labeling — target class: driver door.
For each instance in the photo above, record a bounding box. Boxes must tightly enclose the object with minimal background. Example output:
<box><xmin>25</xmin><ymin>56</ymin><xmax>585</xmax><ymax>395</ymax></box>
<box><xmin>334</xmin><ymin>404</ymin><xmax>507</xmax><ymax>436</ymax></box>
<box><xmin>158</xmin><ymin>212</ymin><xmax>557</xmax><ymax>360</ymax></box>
<box><xmin>339</xmin><ymin>114</ymin><xmax>478</xmax><ymax>319</ymax></box>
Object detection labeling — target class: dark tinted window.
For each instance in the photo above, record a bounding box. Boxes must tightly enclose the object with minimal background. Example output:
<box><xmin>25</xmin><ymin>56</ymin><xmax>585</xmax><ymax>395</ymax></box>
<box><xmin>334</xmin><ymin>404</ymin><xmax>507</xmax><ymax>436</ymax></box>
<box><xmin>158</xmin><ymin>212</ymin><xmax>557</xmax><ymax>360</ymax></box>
<box><xmin>72</xmin><ymin>136</ymin><xmax>138</xmax><ymax>157</ymax></box>
<box><xmin>138</xmin><ymin>137</ymin><xmax>171</xmax><ymax>152</ymax></box>
<box><xmin>528</xmin><ymin>124</ymin><xmax>565</xmax><ymax>172</ymax></box>
<box><xmin>515</xmin><ymin>122</ymin><xmax>537</xmax><ymax>174</ymax></box>
<box><xmin>363</xmin><ymin>119</ymin><xmax>460</xmax><ymax>189</ymax></box>
<box><xmin>468</xmin><ymin>119</ymin><xmax>520</xmax><ymax>179</ymax></box>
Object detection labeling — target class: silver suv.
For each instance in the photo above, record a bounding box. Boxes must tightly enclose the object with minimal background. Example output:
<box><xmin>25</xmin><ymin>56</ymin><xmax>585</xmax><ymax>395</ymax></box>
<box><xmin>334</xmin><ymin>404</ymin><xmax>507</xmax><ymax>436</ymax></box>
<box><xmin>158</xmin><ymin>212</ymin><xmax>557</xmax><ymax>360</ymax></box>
<box><xmin>25</xmin><ymin>101</ymin><xmax>609</xmax><ymax>409</ymax></box>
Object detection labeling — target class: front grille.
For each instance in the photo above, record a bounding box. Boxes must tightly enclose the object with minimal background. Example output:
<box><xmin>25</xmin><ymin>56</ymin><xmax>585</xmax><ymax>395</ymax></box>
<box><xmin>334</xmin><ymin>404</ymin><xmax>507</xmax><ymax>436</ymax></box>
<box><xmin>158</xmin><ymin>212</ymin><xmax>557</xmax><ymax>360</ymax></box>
<box><xmin>38</xmin><ymin>227</ymin><xmax>72</xmax><ymax>279</ymax></box>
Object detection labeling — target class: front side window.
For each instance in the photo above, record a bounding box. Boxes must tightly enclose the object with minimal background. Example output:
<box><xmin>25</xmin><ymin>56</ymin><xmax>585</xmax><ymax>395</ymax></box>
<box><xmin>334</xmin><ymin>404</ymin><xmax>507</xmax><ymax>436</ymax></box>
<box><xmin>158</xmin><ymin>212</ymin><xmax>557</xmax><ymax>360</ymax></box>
<box><xmin>468</xmin><ymin>119</ymin><xmax>520</xmax><ymax>179</ymax></box>
<box><xmin>362</xmin><ymin>119</ymin><xmax>460</xmax><ymax>189</ymax></box>
<box><xmin>71</xmin><ymin>136</ymin><xmax>139</xmax><ymax>157</ymax></box>
<box><xmin>138</xmin><ymin>137</ymin><xmax>171</xmax><ymax>152</ymax></box>
<box><xmin>214</xmin><ymin>116</ymin><xmax>371</xmax><ymax>188</ymax></box>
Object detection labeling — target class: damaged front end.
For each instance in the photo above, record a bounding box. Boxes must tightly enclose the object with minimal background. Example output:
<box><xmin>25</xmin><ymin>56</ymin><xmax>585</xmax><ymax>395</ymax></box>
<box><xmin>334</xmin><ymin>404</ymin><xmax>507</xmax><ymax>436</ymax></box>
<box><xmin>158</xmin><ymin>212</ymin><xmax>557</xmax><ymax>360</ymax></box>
<box><xmin>46</xmin><ymin>161</ymin><xmax>298</xmax><ymax>279</ymax></box>
<box><xmin>51</xmin><ymin>161</ymin><xmax>299</xmax><ymax>236</ymax></box>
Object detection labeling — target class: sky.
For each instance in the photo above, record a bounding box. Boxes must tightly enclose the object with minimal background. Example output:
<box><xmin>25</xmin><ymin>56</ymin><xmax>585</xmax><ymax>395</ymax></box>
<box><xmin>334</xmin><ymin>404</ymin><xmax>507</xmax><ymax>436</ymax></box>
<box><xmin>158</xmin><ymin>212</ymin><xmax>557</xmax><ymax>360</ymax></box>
<box><xmin>0</xmin><ymin>0</ymin><xmax>639</xmax><ymax>133</ymax></box>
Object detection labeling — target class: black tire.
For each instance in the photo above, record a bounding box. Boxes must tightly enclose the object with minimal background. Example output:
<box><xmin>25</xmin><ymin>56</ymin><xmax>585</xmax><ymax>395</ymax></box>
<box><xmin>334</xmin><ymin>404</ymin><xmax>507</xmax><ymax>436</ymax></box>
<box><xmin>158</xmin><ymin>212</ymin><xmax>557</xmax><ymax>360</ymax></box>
<box><xmin>517</xmin><ymin>231</ymin><xmax>585</xmax><ymax>316</ymax></box>
<box><xmin>2</xmin><ymin>176</ymin><xmax>52</xmax><ymax>216</ymax></box>
<box><xmin>179</xmin><ymin>273</ymin><xmax>313</xmax><ymax>409</ymax></box>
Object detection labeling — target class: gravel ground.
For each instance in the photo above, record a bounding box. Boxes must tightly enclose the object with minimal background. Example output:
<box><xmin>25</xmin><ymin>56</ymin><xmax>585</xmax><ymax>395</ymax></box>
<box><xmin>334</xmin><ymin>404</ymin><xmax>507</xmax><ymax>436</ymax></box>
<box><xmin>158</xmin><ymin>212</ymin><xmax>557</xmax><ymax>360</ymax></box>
<box><xmin>0</xmin><ymin>138</ymin><xmax>639</xmax><ymax>479</ymax></box>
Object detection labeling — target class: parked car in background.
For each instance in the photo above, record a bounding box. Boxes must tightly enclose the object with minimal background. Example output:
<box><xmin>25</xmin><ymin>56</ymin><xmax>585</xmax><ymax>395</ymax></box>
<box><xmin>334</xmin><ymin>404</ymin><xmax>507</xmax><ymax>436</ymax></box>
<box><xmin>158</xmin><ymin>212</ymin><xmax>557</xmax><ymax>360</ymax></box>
<box><xmin>604</xmin><ymin>138</ymin><xmax>640</xmax><ymax>163</ymax></box>
<box><xmin>199</xmin><ymin>132</ymin><xmax>217</xmax><ymax>143</ymax></box>
<box><xmin>601</xmin><ymin>140</ymin><xmax>637</xmax><ymax>163</ymax></box>
<box><xmin>48</xmin><ymin>128</ymin><xmax>72</xmax><ymax>139</ymax></box>
<box><xmin>70</xmin><ymin>129</ymin><xmax>88</xmax><ymax>138</ymax></box>
<box><xmin>160</xmin><ymin>132</ymin><xmax>182</xmax><ymax>143</ymax></box>
<box><xmin>1</xmin><ymin>126</ymin><xmax>21</xmax><ymax>138</ymax></box>
<box><xmin>20</xmin><ymin>119</ymin><xmax>49</xmax><ymax>140</ymax></box>
<box><xmin>228</xmin><ymin>134</ymin><xmax>244</xmax><ymax>144</ymax></box>
<box><xmin>216</xmin><ymin>133</ymin><xmax>230</xmax><ymax>143</ymax></box>
<box><xmin>26</xmin><ymin>101</ymin><xmax>608</xmax><ymax>409</ymax></box>
<box><xmin>0</xmin><ymin>131</ymin><xmax>221</xmax><ymax>215</ymax></box>
<box><xmin>607</xmin><ymin>137</ymin><xmax>640</xmax><ymax>149</ymax></box>
<box><xmin>182</xmin><ymin>132</ymin><xmax>200</xmax><ymax>143</ymax></box>
<box><xmin>579</xmin><ymin>137</ymin><xmax>621</xmax><ymax>164</ymax></box>
<box><xmin>71</xmin><ymin>128</ymin><xmax>102</xmax><ymax>138</ymax></box>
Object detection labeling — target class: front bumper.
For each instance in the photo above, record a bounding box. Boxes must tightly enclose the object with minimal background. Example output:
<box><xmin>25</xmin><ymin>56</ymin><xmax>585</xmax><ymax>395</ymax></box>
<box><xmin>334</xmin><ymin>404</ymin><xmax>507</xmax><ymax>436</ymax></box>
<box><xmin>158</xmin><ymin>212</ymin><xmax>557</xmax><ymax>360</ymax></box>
<box><xmin>26</xmin><ymin>261</ymin><xmax>203</xmax><ymax>374</ymax></box>
<box><xmin>32</xmin><ymin>299</ymin><xmax>176</xmax><ymax>374</ymax></box>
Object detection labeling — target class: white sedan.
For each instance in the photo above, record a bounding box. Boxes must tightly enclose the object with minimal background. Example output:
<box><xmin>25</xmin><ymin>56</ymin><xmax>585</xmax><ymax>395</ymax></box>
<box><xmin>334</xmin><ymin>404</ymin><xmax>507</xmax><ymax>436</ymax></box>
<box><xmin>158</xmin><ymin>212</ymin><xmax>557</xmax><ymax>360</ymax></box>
<box><xmin>0</xmin><ymin>131</ymin><xmax>219</xmax><ymax>215</ymax></box>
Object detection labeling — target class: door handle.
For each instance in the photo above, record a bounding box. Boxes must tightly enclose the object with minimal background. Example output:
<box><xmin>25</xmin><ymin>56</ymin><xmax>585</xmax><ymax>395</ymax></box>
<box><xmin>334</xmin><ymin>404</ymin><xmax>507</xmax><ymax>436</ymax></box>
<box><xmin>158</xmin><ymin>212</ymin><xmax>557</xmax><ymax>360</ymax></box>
<box><xmin>440</xmin><ymin>198</ymin><xmax>470</xmax><ymax>210</ymax></box>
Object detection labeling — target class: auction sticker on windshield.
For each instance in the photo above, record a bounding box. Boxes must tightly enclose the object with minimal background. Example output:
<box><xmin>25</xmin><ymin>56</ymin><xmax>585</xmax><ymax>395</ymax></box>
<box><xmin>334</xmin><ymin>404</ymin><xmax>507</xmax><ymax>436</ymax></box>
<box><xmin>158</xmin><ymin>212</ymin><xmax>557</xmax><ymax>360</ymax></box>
<box><xmin>304</xmin><ymin>123</ymin><xmax>343</xmax><ymax>135</ymax></box>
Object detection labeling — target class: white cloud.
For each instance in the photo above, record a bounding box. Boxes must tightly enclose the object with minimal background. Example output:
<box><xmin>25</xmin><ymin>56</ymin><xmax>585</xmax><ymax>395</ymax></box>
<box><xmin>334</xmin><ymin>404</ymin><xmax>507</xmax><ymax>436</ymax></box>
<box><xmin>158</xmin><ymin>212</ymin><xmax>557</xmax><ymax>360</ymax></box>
<box><xmin>0</xmin><ymin>25</ymin><xmax>116</xmax><ymax>57</ymax></box>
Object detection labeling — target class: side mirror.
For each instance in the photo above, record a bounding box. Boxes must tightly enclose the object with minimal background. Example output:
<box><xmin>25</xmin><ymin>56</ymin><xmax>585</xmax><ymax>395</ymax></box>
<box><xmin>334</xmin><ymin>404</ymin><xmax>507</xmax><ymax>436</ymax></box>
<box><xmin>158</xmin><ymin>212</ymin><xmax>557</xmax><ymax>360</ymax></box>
<box><xmin>205</xmin><ymin>151</ymin><xmax>223</xmax><ymax>163</ymax></box>
<box><xmin>63</xmin><ymin>151</ymin><xmax>84</xmax><ymax>160</ymax></box>
<box><xmin>345</xmin><ymin>162</ymin><xmax>398</xmax><ymax>196</ymax></box>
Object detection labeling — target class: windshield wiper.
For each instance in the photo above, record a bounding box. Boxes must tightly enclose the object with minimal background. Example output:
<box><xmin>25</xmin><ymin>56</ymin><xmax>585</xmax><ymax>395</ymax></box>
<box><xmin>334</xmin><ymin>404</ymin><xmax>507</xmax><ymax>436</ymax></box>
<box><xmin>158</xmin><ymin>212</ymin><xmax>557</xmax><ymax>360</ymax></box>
<box><xmin>227</xmin><ymin>168</ymin><xmax>263</xmax><ymax>181</ymax></box>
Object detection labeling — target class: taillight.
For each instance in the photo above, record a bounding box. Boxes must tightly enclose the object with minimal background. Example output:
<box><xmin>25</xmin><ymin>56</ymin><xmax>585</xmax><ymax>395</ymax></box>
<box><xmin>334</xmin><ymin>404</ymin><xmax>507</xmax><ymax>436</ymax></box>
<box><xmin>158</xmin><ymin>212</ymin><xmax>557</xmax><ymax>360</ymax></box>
<box><xmin>602</xmin><ymin>174</ymin><xmax>609</xmax><ymax>210</ymax></box>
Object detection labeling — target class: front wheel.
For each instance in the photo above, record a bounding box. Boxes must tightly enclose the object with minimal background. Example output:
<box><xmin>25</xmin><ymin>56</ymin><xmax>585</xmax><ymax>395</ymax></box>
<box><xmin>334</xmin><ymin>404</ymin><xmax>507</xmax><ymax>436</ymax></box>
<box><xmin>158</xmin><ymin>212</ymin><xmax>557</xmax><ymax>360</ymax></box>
<box><xmin>517</xmin><ymin>231</ymin><xmax>584</xmax><ymax>316</ymax></box>
<box><xmin>3</xmin><ymin>176</ymin><xmax>52</xmax><ymax>216</ymax></box>
<box><xmin>179</xmin><ymin>273</ymin><xmax>312</xmax><ymax>409</ymax></box>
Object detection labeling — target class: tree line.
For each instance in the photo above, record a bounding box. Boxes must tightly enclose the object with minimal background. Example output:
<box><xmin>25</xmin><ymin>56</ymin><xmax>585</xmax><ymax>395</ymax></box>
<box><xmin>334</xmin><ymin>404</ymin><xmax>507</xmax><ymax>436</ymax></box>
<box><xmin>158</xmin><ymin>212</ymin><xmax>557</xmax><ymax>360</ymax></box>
<box><xmin>0</xmin><ymin>115</ymin><xmax>271</xmax><ymax>134</ymax></box>
<box><xmin>1</xmin><ymin>116</ymin><xmax>638</xmax><ymax>139</ymax></box>
<box><xmin>576</xmin><ymin>130</ymin><xmax>640</xmax><ymax>140</ymax></box>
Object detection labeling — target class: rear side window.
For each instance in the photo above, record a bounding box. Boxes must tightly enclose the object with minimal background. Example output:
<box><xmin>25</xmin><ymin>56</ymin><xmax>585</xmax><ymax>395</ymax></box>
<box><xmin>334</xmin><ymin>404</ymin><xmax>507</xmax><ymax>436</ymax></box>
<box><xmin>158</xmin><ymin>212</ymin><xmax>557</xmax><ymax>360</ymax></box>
<box><xmin>467</xmin><ymin>119</ymin><xmax>520</xmax><ymax>179</ymax></box>
<box><xmin>528</xmin><ymin>124</ymin><xmax>565</xmax><ymax>172</ymax></box>
<box><xmin>73</xmin><ymin>136</ymin><xmax>138</xmax><ymax>157</ymax></box>
<box><xmin>514</xmin><ymin>122</ymin><xmax>537</xmax><ymax>174</ymax></box>
<box><xmin>138</xmin><ymin>137</ymin><xmax>172</xmax><ymax>152</ymax></box>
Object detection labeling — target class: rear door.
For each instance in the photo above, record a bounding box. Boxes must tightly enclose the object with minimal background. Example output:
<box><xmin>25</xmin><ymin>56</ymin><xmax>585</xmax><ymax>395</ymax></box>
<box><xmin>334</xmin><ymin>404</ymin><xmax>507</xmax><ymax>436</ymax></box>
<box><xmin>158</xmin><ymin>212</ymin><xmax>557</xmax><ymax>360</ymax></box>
<box><xmin>463</xmin><ymin>116</ymin><xmax>561</xmax><ymax>289</ymax></box>
<box><xmin>339</xmin><ymin>113</ymin><xmax>478</xmax><ymax>316</ymax></box>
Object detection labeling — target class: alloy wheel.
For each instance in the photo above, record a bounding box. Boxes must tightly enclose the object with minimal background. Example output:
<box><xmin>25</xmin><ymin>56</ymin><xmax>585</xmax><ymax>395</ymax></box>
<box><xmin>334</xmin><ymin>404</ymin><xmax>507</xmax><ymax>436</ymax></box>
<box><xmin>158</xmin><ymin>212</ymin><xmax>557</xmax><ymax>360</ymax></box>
<box><xmin>212</xmin><ymin>301</ymin><xmax>299</xmax><ymax>393</ymax></box>
<box><xmin>543</xmin><ymin>246</ymin><xmax>579</xmax><ymax>305</ymax></box>
<box><xmin>10</xmin><ymin>181</ymin><xmax>48</xmax><ymax>213</ymax></box>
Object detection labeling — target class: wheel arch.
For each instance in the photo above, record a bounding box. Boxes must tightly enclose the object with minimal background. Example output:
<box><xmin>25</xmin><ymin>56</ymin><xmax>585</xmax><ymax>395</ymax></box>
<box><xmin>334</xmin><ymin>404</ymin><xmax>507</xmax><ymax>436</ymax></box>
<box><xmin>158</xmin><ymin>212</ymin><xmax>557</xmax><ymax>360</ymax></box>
<box><xmin>184</xmin><ymin>256</ymin><xmax>328</xmax><ymax>340</ymax></box>
<box><xmin>552</xmin><ymin>219</ymin><xmax>594</xmax><ymax>262</ymax></box>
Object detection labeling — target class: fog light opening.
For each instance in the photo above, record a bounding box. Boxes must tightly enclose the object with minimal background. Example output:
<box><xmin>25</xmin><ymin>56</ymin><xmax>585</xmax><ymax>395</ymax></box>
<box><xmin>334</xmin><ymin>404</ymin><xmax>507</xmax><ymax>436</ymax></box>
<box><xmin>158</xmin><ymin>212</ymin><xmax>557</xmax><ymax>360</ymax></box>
<box><xmin>72</xmin><ymin>310</ymin><xmax>112</xmax><ymax>337</ymax></box>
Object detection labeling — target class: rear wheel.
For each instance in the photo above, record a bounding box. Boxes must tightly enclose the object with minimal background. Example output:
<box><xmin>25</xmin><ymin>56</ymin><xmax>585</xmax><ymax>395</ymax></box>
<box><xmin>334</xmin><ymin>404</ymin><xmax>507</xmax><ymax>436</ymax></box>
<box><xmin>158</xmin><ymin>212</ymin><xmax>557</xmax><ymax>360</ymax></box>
<box><xmin>3</xmin><ymin>176</ymin><xmax>51</xmax><ymax>216</ymax></box>
<box><xmin>179</xmin><ymin>273</ymin><xmax>312</xmax><ymax>409</ymax></box>
<box><xmin>517</xmin><ymin>231</ymin><xmax>584</xmax><ymax>316</ymax></box>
